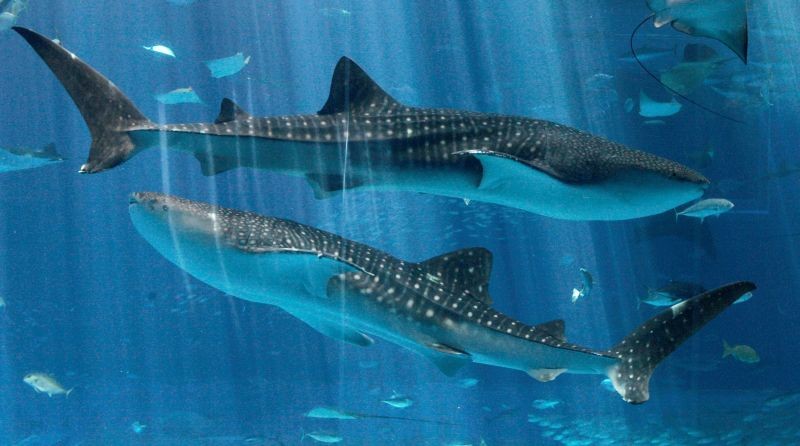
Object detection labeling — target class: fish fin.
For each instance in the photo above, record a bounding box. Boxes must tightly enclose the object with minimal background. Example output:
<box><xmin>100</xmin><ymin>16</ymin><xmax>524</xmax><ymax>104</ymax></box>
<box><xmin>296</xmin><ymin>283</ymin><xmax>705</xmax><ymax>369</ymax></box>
<box><xmin>646</xmin><ymin>0</ymin><xmax>748</xmax><ymax>63</ymax></box>
<box><xmin>571</xmin><ymin>288</ymin><xmax>581</xmax><ymax>303</ymax></box>
<box><xmin>305</xmin><ymin>173</ymin><xmax>365</xmax><ymax>199</ymax></box>
<box><xmin>528</xmin><ymin>368</ymin><xmax>567</xmax><ymax>382</ymax></box>
<box><xmin>215</xmin><ymin>98</ymin><xmax>252</xmax><ymax>123</ymax></box>
<box><xmin>13</xmin><ymin>27</ymin><xmax>154</xmax><ymax>173</ymax></box>
<box><xmin>194</xmin><ymin>153</ymin><xmax>237</xmax><ymax>176</ymax></box>
<box><xmin>66</xmin><ymin>388</ymin><xmax>73</xmax><ymax>398</ymax></box>
<box><xmin>417</xmin><ymin>248</ymin><xmax>494</xmax><ymax>305</ymax></box>
<box><xmin>534</xmin><ymin>319</ymin><xmax>567</xmax><ymax>343</ymax></box>
<box><xmin>296</xmin><ymin>315</ymin><xmax>374</xmax><ymax>347</ymax></box>
<box><xmin>40</xmin><ymin>143</ymin><xmax>63</xmax><ymax>160</ymax></box>
<box><xmin>606</xmin><ymin>281</ymin><xmax>755</xmax><ymax>404</ymax></box>
<box><xmin>723</xmin><ymin>339</ymin><xmax>732</xmax><ymax>357</ymax></box>
<box><xmin>423</xmin><ymin>343</ymin><xmax>471</xmax><ymax>376</ymax></box>
<box><xmin>318</xmin><ymin>56</ymin><xmax>403</xmax><ymax>115</ymax></box>
<box><xmin>630</xmin><ymin>15</ymin><xmax>744</xmax><ymax>124</ymax></box>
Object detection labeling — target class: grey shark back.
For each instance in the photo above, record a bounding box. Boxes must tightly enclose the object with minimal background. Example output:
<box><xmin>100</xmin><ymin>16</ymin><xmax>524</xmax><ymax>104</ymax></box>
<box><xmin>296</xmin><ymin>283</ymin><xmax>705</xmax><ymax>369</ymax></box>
<box><xmin>128</xmin><ymin>193</ymin><xmax>754</xmax><ymax>403</ymax></box>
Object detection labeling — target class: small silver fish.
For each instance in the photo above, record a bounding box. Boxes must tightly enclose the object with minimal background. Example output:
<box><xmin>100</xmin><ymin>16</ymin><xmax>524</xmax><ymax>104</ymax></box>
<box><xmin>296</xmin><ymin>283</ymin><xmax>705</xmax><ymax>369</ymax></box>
<box><xmin>640</xmin><ymin>281</ymin><xmax>706</xmax><ymax>307</ymax></box>
<box><xmin>305</xmin><ymin>407</ymin><xmax>359</xmax><ymax>420</ymax></box>
<box><xmin>130</xmin><ymin>421</ymin><xmax>146</xmax><ymax>434</ymax></box>
<box><xmin>302</xmin><ymin>431</ymin><xmax>343</xmax><ymax>443</ymax></box>
<box><xmin>764</xmin><ymin>391</ymin><xmax>800</xmax><ymax>409</ymax></box>
<box><xmin>571</xmin><ymin>268</ymin><xmax>593</xmax><ymax>303</ymax></box>
<box><xmin>532</xmin><ymin>399</ymin><xmax>560</xmax><ymax>410</ymax></box>
<box><xmin>23</xmin><ymin>373</ymin><xmax>73</xmax><ymax>397</ymax></box>
<box><xmin>142</xmin><ymin>44</ymin><xmax>175</xmax><ymax>58</ymax></box>
<box><xmin>676</xmin><ymin>198</ymin><xmax>734</xmax><ymax>222</ymax></box>
<box><xmin>457</xmin><ymin>378</ymin><xmax>479</xmax><ymax>389</ymax></box>
<box><xmin>381</xmin><ymin>391</ymin><xmax>413</xmax><ymax>408</ymax></box>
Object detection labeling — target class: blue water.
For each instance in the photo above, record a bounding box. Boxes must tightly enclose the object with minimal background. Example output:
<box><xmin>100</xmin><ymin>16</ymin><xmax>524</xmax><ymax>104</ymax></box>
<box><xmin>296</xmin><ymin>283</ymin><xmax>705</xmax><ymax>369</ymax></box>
<box><xmin>1</xmin><ymin>1</ymin><xmax>798</xmax><ymax>445</ymax></box>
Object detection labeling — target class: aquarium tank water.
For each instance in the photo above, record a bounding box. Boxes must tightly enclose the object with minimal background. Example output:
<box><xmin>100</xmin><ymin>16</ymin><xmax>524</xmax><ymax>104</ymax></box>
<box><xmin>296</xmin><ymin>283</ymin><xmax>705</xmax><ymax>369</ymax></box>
<box><xmin>0</xmin><ymin>0</ymin><xmax>797</xmax><ymax>445</ymax></box>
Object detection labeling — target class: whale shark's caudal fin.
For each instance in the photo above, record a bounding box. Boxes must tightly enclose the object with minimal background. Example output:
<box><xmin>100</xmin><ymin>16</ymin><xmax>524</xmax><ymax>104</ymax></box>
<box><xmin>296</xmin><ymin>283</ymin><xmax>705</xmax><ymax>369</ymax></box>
<box><xmin>13</xmin><ymin>27</ymin><xmax>153</xmax><ymax>173</ymax></box>
<box><xmin>606</xmin><ymin>281</ymin><xmax>755</xmax><ymax>404</ymax></box>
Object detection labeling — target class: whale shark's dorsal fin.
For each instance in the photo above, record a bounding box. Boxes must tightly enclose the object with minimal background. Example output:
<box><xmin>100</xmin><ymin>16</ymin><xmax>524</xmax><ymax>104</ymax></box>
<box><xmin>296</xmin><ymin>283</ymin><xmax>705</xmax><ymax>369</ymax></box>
<box><xmin>318</xmin><ymin>57</ymin><xmax>403</xmax><ymax>115</ymax></box>
<box><xmin>215</xmin><ymin>98</ymin><xmax>251</xmax><ymax>123</ymax></box>
<box><xmin>418</xmin><ymin>248</ymin><xmax>493</xmax><ymax>305</ymax></box>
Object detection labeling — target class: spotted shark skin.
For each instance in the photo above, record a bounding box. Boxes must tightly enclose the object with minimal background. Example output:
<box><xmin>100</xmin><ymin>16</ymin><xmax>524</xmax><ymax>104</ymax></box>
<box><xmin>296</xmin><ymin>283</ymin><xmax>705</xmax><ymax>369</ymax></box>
<box><xmin>129</xmin><ymin>192</ymin><xmax>754</xmax><ymax>404</ymax></box>
<box><xmin>16</xmin><ymin>27</ymin><xmax>709</xmax><ymax>221</ymax></box>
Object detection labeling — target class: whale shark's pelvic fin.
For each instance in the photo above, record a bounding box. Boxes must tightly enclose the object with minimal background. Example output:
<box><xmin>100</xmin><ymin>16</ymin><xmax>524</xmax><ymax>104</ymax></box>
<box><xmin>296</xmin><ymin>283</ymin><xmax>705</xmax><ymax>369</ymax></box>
<box><xmin>13</xmin><ymin>27</ymin><xmax>154</xmax><ymax>173</ymax></box>
<box><xmin>606</xmin><ymin>281</ymin><xmax>755</xmax><ymax>404</ymax></box>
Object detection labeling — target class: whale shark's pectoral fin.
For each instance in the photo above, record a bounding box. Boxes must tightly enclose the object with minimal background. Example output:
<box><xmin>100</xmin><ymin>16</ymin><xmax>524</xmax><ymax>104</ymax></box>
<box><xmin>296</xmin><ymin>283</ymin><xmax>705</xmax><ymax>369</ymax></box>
<box><xmin>424</xmin><ymin>343</ymin><xmax>472</xmax><ymax>376</ymax></box>
<box><xmin>318</xmin><ymin>56</ymin><xmax>404</xmax><ymax>115</ymax></box>
<box><xmin>417</xmin><ymin>248</ymin><xmax>494</xmax><ymax>305</ymax></box>
<box><xmin>301</xmin><ymin>318</ymin><xmax>375</xmax><ymax>347</ymax></box>
<box><xmin>646</xmin><ymin>0</ymin><xmax>748</xmax><ymax>63</ymax></box>
<box><xmin>284</xmin><ymin>303</ymin><xmax>374</xmax><ymax>347</ymax></box>
<box><xmin>194</xmin><ymin>153</ymin><xmax>238</xmax><ymax>176</ymax></box>
<box><xmin>305</xmin><ymin>174</ymin><xmax>366</xmax><ymax>199</ymax></box>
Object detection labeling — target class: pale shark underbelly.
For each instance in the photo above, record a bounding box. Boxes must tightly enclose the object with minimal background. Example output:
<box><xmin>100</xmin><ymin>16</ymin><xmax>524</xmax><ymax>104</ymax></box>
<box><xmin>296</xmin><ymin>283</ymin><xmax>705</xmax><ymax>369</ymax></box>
<box><xmin>131</xmin><ymin>131</ymin><xmax>703</xmax><ymax>221</ymax></box>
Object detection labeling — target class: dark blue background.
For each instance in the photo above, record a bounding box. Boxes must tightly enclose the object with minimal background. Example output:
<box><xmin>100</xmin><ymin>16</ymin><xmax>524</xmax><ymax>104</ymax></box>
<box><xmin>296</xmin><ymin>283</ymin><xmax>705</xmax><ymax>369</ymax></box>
<box><xmin>0</xmin><ymin>1</ymin><xmax>796</xmax><ymax>444</ymax></box>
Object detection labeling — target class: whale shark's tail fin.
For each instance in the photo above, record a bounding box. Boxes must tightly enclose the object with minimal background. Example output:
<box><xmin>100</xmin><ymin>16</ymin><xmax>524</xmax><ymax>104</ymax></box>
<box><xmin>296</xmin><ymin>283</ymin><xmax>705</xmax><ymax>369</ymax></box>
<box><xmin>606</xmin><ymin>281</ymin><xmax>755</xmax><ymax>404</ymax></box>
<box><xmin>14</xmin><ymin>27</ymin><xmax>153</xmax><ymax>173</ymax></box>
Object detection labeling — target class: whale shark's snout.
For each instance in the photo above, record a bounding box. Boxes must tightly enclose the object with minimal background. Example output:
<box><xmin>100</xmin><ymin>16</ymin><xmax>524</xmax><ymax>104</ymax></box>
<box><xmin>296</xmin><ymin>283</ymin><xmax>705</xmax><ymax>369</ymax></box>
<box><xmin>128</xmin><ymin>192</ymin><xmax>225</xmax><ymax>255</ymax></box>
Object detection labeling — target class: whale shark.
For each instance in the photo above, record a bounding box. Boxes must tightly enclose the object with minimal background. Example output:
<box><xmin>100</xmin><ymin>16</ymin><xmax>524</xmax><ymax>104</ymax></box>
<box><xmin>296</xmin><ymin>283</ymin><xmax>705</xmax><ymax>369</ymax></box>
<box><xmin>14</xmin><ymin>27</ymin><xmax>709</xmax><ymax>221</ymax></box>
<box><xmin>128</xmin><ymin>192</ymin><xmax>754</xmax><ymax>404</ymax></box>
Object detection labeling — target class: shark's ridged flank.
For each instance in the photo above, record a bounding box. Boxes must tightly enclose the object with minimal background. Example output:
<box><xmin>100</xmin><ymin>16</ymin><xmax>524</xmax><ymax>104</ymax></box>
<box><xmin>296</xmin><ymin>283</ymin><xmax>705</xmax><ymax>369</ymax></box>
<box><xmin>18</xmin><ymin>27</ymin><xmax>709</xmax><ymax>220</ymax></box>
<box><xmin>129</xmin><ymin>193</ymin><xmax>754</xmax><ymax>403</ymax></box>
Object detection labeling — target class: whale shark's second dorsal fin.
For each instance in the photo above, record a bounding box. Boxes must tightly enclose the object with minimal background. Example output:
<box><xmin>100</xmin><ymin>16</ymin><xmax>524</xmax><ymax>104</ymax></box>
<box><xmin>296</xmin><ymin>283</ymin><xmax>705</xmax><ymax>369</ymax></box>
<box><xmin>418</xmin><ymin>248</ymin><xmax>493</xmax><ymax>305</ymax></box>
<box><xmin>215</xmin><ymin>98</ymin><xmax>251</xmax><ymax>123</ymax></box>
<box><xmin>534</xmin><ymin>319</ymin><xmax>566</xmax><ymax>342</ymax></box>
<box><xmin>318</xmin><ymin>57</ymin><xmax>402</xmax><ymax>115</ymax></box>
